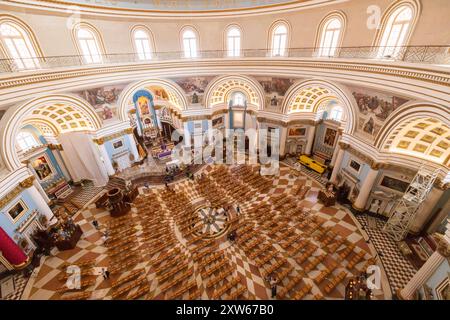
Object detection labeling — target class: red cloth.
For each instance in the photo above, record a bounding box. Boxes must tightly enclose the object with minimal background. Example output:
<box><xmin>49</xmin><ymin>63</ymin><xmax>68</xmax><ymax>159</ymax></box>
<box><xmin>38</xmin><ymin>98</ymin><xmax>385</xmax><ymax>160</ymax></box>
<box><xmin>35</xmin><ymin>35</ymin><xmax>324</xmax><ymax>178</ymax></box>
<box><xmin>0</xmin><ymin>227</ymin><xmax>28</xmax><ymax>266</ymax></box>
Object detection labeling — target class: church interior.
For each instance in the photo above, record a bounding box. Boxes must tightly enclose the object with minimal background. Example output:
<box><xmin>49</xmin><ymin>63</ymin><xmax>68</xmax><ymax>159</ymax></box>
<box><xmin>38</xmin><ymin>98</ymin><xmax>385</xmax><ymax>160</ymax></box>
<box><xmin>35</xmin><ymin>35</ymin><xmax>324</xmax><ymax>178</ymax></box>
<box><xmin>0</xmin><ymin>0</ymin><xmax>449</xmax><ymax>301</ymax></box>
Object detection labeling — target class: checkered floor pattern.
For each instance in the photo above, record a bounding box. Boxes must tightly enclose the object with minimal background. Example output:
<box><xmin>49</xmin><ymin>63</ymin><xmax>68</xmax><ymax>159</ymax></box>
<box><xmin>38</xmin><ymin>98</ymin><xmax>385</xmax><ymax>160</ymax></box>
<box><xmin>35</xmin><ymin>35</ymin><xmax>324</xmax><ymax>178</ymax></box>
<box><xmin>355</xmin><ymin>214</ymin><xmax>417</xmax><ymax>295</ymax></box>
<box><xmin>1</xmin><ymin>272</ymin><xmax>28</xmax><ymax>300</ymax></box>
<box><xmin>15</xmin><ymin>164</ymin><xmax>406</xmax><ymax>300</ymax></box>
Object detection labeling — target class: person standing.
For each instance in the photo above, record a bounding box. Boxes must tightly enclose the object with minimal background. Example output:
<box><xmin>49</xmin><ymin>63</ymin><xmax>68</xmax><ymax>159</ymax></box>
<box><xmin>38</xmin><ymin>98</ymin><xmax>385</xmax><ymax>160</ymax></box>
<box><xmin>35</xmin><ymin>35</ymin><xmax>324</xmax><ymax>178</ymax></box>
<box><xmin>270</xmin><ymin>277</ymin><xmax>278</xmax><ymax>298</ymax></box>
<box><xmin>92</xmin><ymin>219</ymin><xmax>99</xmax><ymax>230</ymax></box>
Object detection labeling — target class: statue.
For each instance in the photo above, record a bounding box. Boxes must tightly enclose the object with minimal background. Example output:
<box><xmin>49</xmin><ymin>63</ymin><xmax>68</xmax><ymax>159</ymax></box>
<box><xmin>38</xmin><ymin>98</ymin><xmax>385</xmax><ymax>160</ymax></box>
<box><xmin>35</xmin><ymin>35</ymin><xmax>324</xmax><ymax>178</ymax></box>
<box><xmin>192</xmin><ymin>92</ymin><xmax>199</xmax><ymax>104</ymax></box>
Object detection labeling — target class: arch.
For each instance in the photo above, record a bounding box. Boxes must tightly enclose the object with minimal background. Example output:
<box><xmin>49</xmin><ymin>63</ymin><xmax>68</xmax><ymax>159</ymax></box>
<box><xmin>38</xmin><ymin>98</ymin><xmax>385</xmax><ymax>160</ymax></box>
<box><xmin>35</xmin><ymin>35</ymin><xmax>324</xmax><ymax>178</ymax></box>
<box><xmin>282</xmin><ymin>79</ymin><xmax>358</xmax><ymax>134</ymax></box>
<box><xmin>131</xmin><ymin>25</ymin><xmax>155</xmax><ymax>60</ymax></box>
<box><xmin>0</xmin><ymin>94</ymin><xmax>102</xmax><ymax>171</ymax></box>
<box><xmin>0</xmin><ymin>15</ymin><xmax>44</xmax><ymax>69</ymax></box>
<box><xmin>375</xmin><ymin>102</ymin><xmax>450</xmax><ymax>149</ymax></box>
<box><xmin>314</xmin><ymin>10</ymin><xmax>347</xmax><ymax>57</ymax></box>
<box><xmin>118</xmin><ymin>78</ymin><xmax>188</xmax><ymax>121</ymax></box>
<box><xmin>180</xmin><ymin>25</ymin><xmax>199</xmax><ymax>58</ymax></box>
<box><xmin>204</xmin><ymin>75</ymin><xmax>265</xmax><ymax>110</ymax></box>
<box><xmin>71</xmin><ymin>22</ymin><xmax>106</xmax><ymax>63</ymax></box>
<box><xmin>224</xmin><ymin>24</ymin><xmax>242</xmax><ymax>57</ymax></box>
<box><xmin>373</xmin><ymin>0</ymin><xmax>420</xmax><ymax>54</ymax></box>
<box><xmin>267</xmin><ymin>19</ymin><xmax>291</xmax><ymax>57</ymax></box>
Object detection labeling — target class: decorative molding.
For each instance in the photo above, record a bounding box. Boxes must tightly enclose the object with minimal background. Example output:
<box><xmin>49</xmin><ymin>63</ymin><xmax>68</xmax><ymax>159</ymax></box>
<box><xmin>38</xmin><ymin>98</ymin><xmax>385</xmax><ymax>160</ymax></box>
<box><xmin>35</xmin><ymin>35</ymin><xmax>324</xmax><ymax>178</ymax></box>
<box><xmin>93</xmin><ymin>129</ymin><xmax>133</xmax><ymax>144</ymax></box>
<box><xmin>0</xmin><ymin>59</ymin><xmax>448</xmax><ymax>92</ymax></box>
<box><xmin>182</xmin><ymin>115</ymin><xmax>212</xmax><ymax>122</ymax></box>
<box><xmin>48</xmin><ymin>144</ymin><xmax>63</xmax><ymax>151</ymax></box>
<box><xmin>0</xmin><ymin>176</ymin><xmax>35</xmax><ymax>209</ymax></box>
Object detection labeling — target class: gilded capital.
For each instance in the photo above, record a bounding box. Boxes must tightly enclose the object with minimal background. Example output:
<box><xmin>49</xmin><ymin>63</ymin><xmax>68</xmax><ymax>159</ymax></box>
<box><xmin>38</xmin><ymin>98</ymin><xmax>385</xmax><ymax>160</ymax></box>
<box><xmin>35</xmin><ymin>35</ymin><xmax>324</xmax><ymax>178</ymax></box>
<box><xmin>339</xmin><ymin>142</ymin><xmax>350</xmax><ymax>150</ymax></box>
<box><xmin>433</xmin><ymin>233</ymin><xmax>450</xmax><ymax>257</ymax></box>
<box><xmin>124</xmin><ymin>128</ymin><xmax>134</xmax><ymax>135</ymax></box>
<box><xmin>19</xmin><ymin>176</ymin><xmax>35</xmax><ymax>188</ymax></box>
<box><xmin>93</xmin><ymin>138</ymin><xmax>104</xmax><ymax>145</ymax></box>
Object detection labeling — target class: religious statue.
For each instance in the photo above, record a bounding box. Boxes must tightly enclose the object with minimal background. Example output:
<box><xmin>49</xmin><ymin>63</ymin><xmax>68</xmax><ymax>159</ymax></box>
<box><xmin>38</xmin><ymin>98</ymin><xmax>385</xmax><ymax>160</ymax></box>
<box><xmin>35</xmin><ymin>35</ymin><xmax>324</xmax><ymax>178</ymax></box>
<box><xmin>192</xmin><ymin>92</ymin><xmax>199</xmax><ymax>104</ymax></box>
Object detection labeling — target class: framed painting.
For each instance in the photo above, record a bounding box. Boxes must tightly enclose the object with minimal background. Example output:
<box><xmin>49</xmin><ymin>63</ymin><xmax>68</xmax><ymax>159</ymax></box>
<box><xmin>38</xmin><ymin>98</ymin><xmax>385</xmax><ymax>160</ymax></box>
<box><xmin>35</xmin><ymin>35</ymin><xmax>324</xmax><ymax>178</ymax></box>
<box><xmin>7</xmin><ymin>199</ymin><xmax>28</xmax><ymax>223</ymax></box>
<box><xmin>323</xmin><ymin>128</ymin><xmax>337</xmax><ymax>147</ymax></box>
<box><xmin>379</xmin><ymin>175</ymin><xmax>410</xmax><ymax>193</ymax></box>
<box><xmin>288</xmin><ymin>127</ymin><xmax>306</xmax><ymax>137</ymax></box>
<box><xmin>112</xmin><ymin>139</ymin><xmax>124</xmax><ymax>149</ymax></box>
<box><xmin>31</xmin><ymin>154</ymin><xmax>54</xmax><ymax>181</ymax></box>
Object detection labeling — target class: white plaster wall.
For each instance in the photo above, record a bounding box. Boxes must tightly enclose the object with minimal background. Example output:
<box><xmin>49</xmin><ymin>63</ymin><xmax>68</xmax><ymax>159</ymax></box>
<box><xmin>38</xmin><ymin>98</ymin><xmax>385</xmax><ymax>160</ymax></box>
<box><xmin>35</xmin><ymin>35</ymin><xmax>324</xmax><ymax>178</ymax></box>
<box><xmin>1</xmin><ymin>0</ymin><xmax>448</xmax><ymax>57</ymax></box>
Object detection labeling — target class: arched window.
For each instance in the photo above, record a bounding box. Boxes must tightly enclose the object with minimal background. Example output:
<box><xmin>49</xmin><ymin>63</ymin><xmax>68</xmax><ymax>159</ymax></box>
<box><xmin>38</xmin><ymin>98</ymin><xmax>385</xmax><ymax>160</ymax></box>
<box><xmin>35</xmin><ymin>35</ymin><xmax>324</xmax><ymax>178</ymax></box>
<box><xmin>133</xmin><ymin>29</ymin><xmax>152</xmax><ymax>60</ymax></box>
<box><xmin>0</xmin><ymin>22</ymin><xmax>40</xmax><ymax>70</ymax></box>
<box><xmin>226</xmin><ymin>27</ymin><xmax>241</xmax><ymax>57</ymax></box>
<box><xmin>231</xmin><ymin>92</ymin><xmax>246</xmax><ymax>106</ymax></box>
<box><xmin>377</xmin><ymin>6</ymin><xmax>413</xmax><ymax>58</ymax></box>
<box><xmin>182</xmin><ymin>28</ymin><xmax>198</xmax><ymax>58</ymax></box>
<box><xmin>16</xmin><ymin>131</ymin><xmax>39</xmax><ymax>151</ymax></box>
<box><xmin>271</xmin><ymin>23</ymin><xmax>287</xmax><ymax>57</ymax></box>
<box><xmin>318</xmin><ymin>18</ymin><xmax>342</xmax><ymax>57</ymax></box>
<box><xmin>76</xmin><ymin>27</ymin><xmax>103</xmax><ymax>63</ymax></box>
<box><xmin>329</xmin><ymin>106</ymin><xmax>343</xmax><ymax>121</ymax></box>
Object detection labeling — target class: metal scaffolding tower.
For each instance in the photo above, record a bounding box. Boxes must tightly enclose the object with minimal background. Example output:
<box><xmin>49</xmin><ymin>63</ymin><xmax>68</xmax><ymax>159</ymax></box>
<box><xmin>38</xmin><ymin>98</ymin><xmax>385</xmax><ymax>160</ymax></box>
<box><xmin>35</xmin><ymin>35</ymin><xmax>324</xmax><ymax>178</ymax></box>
<box><xmin>383</xmin><ymin>166</ymin><xmax>441</xmax><ymax>242</ymax></box>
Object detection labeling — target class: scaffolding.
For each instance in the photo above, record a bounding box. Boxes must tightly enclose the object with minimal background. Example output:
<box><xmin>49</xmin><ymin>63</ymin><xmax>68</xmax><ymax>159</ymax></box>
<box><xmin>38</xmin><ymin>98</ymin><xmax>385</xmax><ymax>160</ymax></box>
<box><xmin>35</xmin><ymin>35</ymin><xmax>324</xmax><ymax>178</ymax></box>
<box><xmin>383</xmin><ymin>166</ymin><xmax>441</xmax><ymax>242</ymax></box>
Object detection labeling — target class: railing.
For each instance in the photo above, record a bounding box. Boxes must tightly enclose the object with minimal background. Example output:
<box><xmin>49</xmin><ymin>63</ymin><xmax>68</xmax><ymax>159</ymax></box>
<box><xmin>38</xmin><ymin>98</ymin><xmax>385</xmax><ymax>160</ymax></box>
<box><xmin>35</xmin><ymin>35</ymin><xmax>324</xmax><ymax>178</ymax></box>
<box><xmin>0</xmin><ymin>45</ymin><xmax>448</xmax><ymax>73</ymax></box>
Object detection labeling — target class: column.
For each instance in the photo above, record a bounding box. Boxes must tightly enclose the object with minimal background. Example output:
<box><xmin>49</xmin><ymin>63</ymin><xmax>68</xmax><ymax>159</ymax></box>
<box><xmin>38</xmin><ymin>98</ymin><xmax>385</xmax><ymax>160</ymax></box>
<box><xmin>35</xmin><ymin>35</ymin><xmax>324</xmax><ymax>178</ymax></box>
<box><xmin>352</xmin><ymin>164</ymin><xmax>379</xmax><ymax>211</ymax></box>
<box><xmin>183</xmin><ymin>122</ymin><xmax>191</xmax><ymax>148</ymax></box>
<box><xmin>399</xmin><ymin>221</ymin><xmax>450</xmax><ymax>300</ymax></box>
<box><xmin>207</xmin><ymin>119</ymin><xmax>213</xmax><ymax>144</ymax></box>
<box><xmin>279</xmin><ymin>126</ymin><xmax>288</xmax><ymax>158</ymax></box>
<box><xmin>304</xmin><ymin>125</ymin><xmax>316</xmax><ymax>156</ymax></box>
<box><xmin>410</xmin><ymin>185</ymin><xmax>445</xmax><ymax>234</ymax></box>
<box><xmin>329</xmin><ymin>130</ymin><xmax>342</xmax><ymax>167</ymax></box>
<box><xmin>32</xmin><ymin>176</ymin><xmax>50</xmax><ymax>204</ymax></box>
<box><xmin>127</xmin><ymin>134</ymin><xmax>140</xmax><ymax>162</ymax></box>
<box><xmin>97</xmin><ymin>142</ymin><xmax>115</xmax><ymax>176</ymax></box>
<box><xmin>28</xmin><ymin>184</ymin><xmax>54</xmax><ymax>223</ymax></box>
<box><xmin>330</xmin><ymin>148</ymin><xmax>345</xmax><ymax>183</ymax></box>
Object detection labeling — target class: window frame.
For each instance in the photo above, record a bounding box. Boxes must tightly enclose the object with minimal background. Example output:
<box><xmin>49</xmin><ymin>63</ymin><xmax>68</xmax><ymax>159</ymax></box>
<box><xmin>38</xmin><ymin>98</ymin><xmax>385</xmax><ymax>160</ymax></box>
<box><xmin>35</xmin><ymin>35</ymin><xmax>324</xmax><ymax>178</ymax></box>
<box><xmin>373</xmin><ymin>1</ymin><xmax>420</xmax><ymax>60</ymax></box>
<box><xmin>72</xmin><ymin>23</ymin><xmax>105</xmax><ymax>65</ymax></box>
<box><xmin>225</xmin><ymin>25</ymin><xmax>241</xmax><ymax>57</ymax></box>
<box><xmin>181</xmin><ymin>26</ymin><xmax>199</xmax><ymax>59</ymax></box>
<box><xmin>131</xmin><ymin>26</ymin><xmax>155</xmax><ymax>61</ymax></box>
<box><xmin>0</xmin><ymin>16</ymin><xmax>43</xmax><ymax>71</ymax></box>
<box><xmin>268</xmin><ymin>20</ymin><xmax>290</xmax><ymax>57</ymax></box>
<box><xmin>314</xmin><ymin>11</ymin><xmax>346</xmax><ymax>58</ymax></box>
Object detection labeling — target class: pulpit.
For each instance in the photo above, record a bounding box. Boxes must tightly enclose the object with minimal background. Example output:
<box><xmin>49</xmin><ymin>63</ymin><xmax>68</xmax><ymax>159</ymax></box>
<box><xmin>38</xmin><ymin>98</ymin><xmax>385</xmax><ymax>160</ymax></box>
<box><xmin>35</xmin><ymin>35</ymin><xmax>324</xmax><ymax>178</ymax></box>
<box><xmin>107</xmin><ymin>188</ymin><xmax>131</xmax><ymax>217</ymax></box>
<box><xmin>54</xmin><ymin>224</ymin><xmax>82</xmax><ymax>251</ymax></box>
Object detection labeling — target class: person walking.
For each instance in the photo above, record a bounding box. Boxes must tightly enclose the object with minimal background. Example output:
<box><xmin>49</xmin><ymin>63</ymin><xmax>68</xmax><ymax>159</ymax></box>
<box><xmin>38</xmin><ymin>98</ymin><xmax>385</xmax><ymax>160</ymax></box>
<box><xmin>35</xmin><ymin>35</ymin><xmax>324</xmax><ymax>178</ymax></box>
<box><xmin>101</xmin><ymin>268</ymin><xmax>110</xmax><ymax>280</ymax></box>
<box><xmin>92</xmin><ymin>219</ymin><xmax>99</xmax><ymax>230</ymax></box>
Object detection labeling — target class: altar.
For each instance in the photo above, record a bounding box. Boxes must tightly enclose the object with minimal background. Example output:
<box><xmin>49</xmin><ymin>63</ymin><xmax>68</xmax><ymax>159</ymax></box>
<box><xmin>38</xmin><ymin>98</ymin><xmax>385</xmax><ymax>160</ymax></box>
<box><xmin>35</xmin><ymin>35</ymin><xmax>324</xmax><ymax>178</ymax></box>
<box><xmin>151</xmin><ymin>142</ymin><xmax>174</xmax><ymax>160</ymax></box>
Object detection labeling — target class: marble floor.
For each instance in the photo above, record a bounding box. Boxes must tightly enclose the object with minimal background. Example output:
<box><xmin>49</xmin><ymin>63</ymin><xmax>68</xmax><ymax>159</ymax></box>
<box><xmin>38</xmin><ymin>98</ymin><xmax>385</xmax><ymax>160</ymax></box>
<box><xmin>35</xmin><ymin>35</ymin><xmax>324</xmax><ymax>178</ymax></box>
<box><xmin>19</xmin><ymin>163</ymin><xmax>392</xmax><ymax>300</ymax></box>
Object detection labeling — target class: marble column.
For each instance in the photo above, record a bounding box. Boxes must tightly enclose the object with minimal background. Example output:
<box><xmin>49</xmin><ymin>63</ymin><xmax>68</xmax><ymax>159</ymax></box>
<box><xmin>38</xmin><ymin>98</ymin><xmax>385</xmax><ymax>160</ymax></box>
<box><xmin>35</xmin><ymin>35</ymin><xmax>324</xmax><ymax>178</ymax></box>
<box><xmin>127</xmin><ymin>134</ymin><xmax>140</xmax><ymax>162</ymax></box>
<box><xmin>399</xmin><ymin>221</ymin><xmax>450</xmax><ymax>300</ymax></box>
<box><xmin>330</xmin><ymin>148</ymin><xmax>345</xmax><ymax>183</ymax></box>
<box><xmin>410</xmin><ymin>185</ymin><xmax>445</xmax><ymax>234</ymax></box>
<box><xmin>183</xmin><ymin>122</ymin><xmax>191</xmax><ymax>148</ymax></box>
<box><xmin>32</xmin><ymin>176</ymin><xmax>50</xmax><ymax>204</ymax></box>
<box><xmin>352</xmin><ymin>164</ymin><xmax>379</xmax><ymax>211</ymax></box>
<box><xmin>329</xmin><ymin>142</ymin><xmax>341</xmax><ymax>167</ymax></box>
<box><xmin>97</xmin><ymin>143</ymin><xmax>115</xmax><ymax>176</ymax></box>
<box><xmin>279</xmin><ymin>126</ymin><xmax>288</xmax><ymax>157</ymax></box>
<box><xmin>27</xmin><ymin>184</ymin><xmax>54</xmax><ymax>223</ymax></box>
<box><xmin>304</xmin><ymin>125</ymin><xmax>316</xmax><ymax>156</ymax></box>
